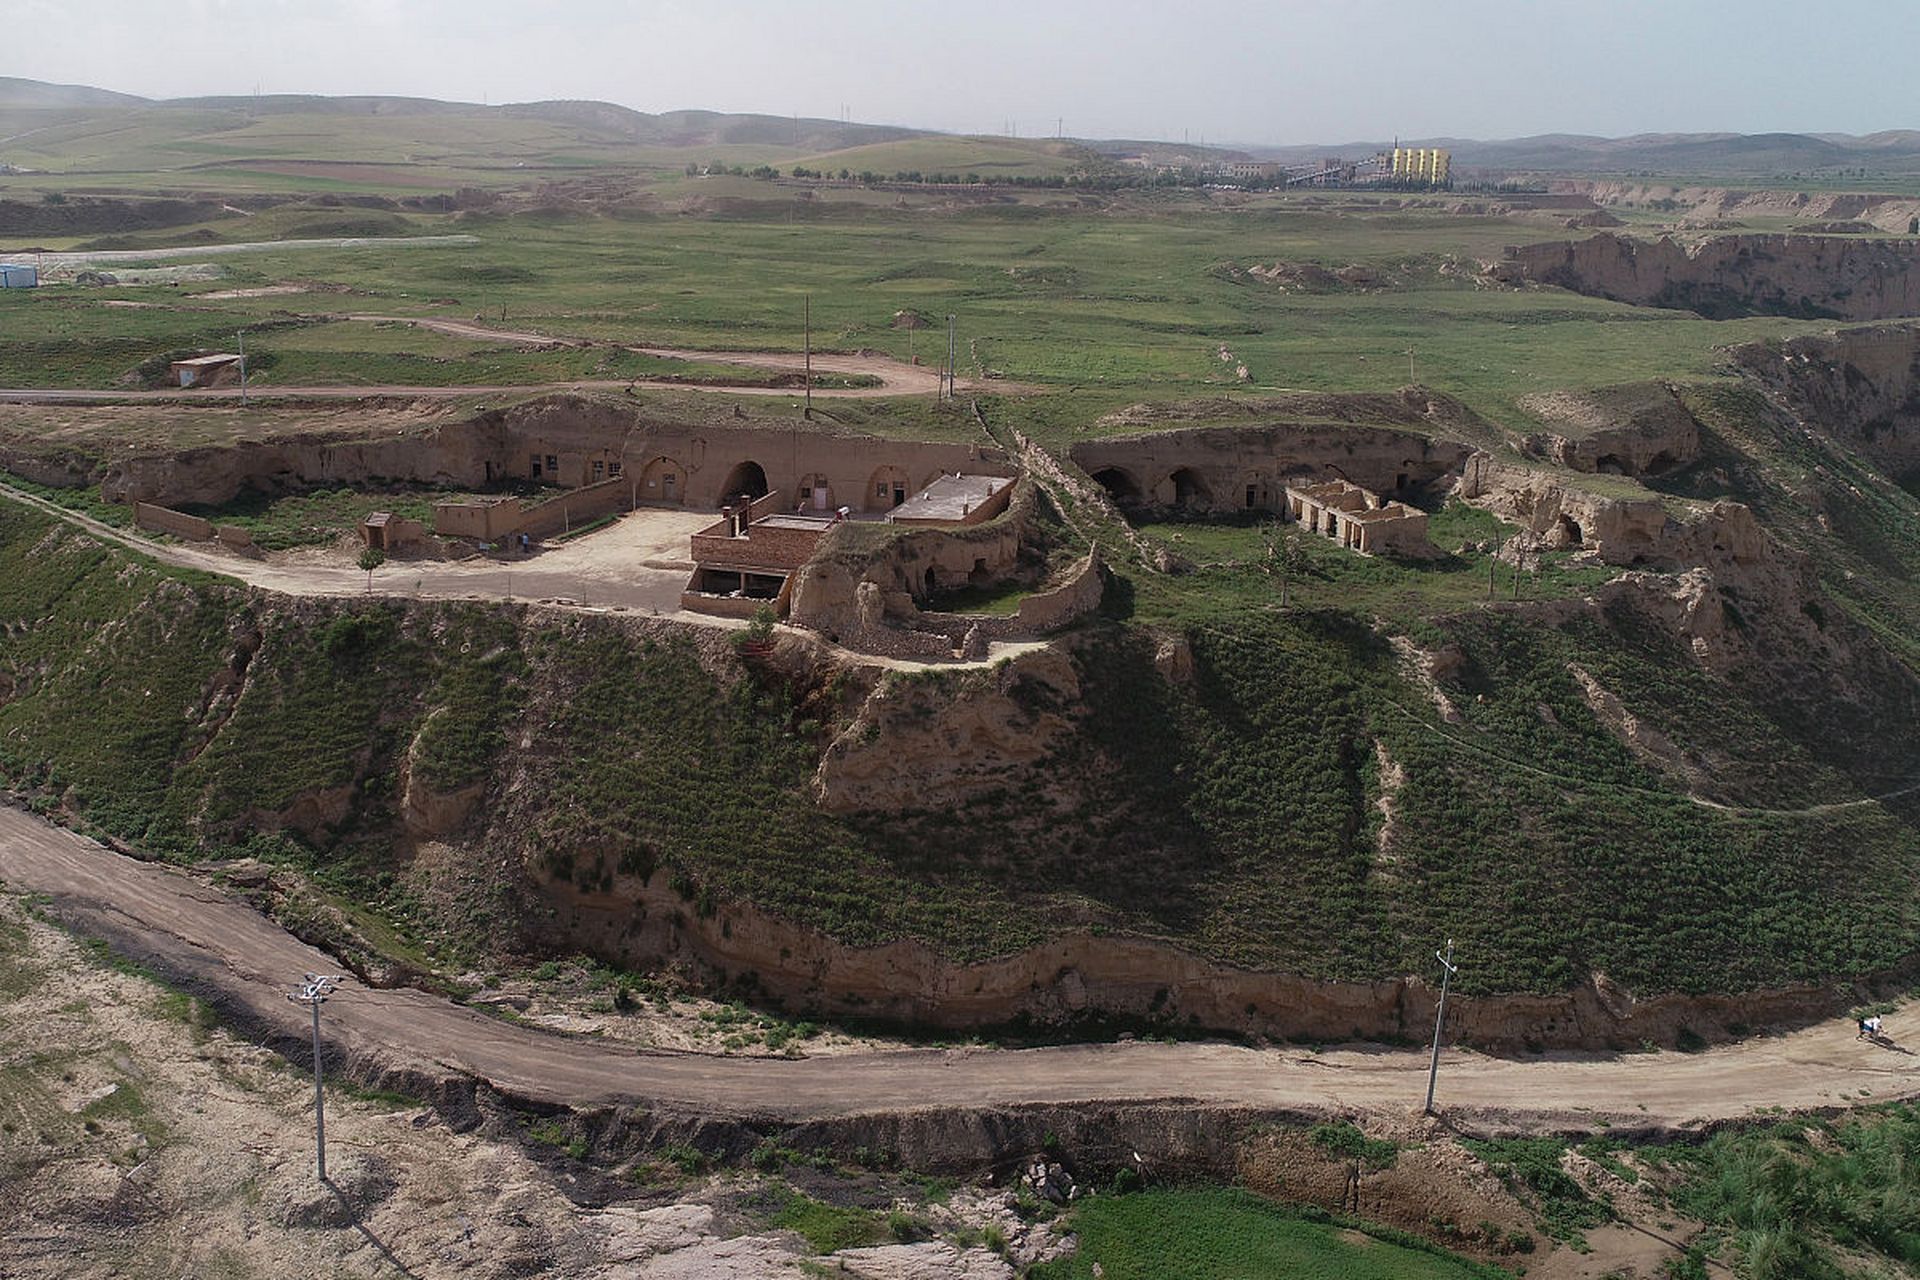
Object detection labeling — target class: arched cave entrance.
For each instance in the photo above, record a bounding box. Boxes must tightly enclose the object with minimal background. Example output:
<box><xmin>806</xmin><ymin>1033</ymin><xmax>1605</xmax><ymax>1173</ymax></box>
<box><xmin>797</xmin><ymin>472</ymin><xmax>834</xmax><ymax>512</ymax></box>
<box><xmin>1168</xmin><ymin>467</ymin><xmax>1212</xmax><ymax>511</ymax></box>
<box><xmin>1594</xmin><ymin>454</ymin><xmax>1628</xmax><ymax>476</ymax></box>
<box><xmin>1091</xmin><ymin>467</ymin><xmax>1143</xmax><ymax>505</ymax></box>
<box><xmin>639</xmin><ymin>455</ymin><xmax>686</xmax><ymax>505</ymax></box>
<box><xmin>868</xmin><ymin>464</ymin><xmax>911</xmax><ymax>511</ymax></box>
<box><xmin>1557</xmin><ymin>513</ymin><xmax>1585</xmax><ymax>546</ymax></box>
<box><xmin>718</xmin><ymin>460</ymin><xmax>769</xmax><ymax>505</ymax></box>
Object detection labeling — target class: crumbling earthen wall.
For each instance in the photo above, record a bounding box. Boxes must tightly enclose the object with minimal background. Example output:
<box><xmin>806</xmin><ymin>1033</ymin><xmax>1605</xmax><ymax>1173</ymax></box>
<box><xmin>1457</xmin><ymin>453</ymin><xmax>1770</xmax><ymax>570</ymax></box>
<box><xmin>788</xmin><ymin>480</ymin><xmax>1040</xmax><ymax>637</ymax></box>
<box><xmin>133</xmin><ymin>502</ymin><xmax>213</xmax><ymax>541</ymax></box>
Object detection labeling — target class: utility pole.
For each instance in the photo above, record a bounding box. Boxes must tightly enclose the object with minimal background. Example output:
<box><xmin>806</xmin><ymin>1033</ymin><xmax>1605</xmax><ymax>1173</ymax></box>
<box><xmin>1423</xmin><ymin>940</ymin><xmax>1458</xmax><ymax>1116</ymax></box>
<box><xmin>803</xmin><ymin>295</ymin><xmax>812</xmax><ymax>419</ymax></box>
<box><xmin>286</xmin><ymin>974</ymin><xmax>345</xmax><ymax>1180</ymax></box>
<box><xmin>237</xmin><ymin>330</ymin><xmax>248</xmax><ymax>405</ymax></box>
<box><xmin>945</xmin><ymin>313</ymin><xmax>957</xmax><ymax>401</ymax></box>
<box><xmin>1406</xmin><ymin>345</ymin><xmax>1416</xmax><ymax>386</ymax></box>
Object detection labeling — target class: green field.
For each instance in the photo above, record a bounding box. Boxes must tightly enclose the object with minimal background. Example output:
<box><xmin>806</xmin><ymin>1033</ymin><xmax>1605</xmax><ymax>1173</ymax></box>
<box><xmin>0</xmin><ymin>194</ymin><xmax>1835</xmax><ymax>430</ymax></box>
<box><xmin>1031</xmin><ymin>1189</ymin><xmax>1498</xmax><ymax>1280</ymax></box>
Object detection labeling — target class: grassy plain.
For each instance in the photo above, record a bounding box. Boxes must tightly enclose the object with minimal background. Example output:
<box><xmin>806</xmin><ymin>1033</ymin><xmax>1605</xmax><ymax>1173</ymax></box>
<box><xmin>0</xmin><ymin>192</ymin><xmax>1836</xmax><ymax>431</ymax></box>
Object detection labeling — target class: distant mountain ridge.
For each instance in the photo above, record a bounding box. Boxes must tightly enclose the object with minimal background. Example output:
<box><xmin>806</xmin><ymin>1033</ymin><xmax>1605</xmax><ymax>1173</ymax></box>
<box><xmin>1</xmin><ymin>77</ymin><xmax>1914</xmax><ymax>178</ymax></box>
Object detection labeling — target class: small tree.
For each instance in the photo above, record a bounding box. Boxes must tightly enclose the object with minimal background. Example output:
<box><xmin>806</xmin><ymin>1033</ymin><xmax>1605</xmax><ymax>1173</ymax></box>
<box><xmin>357</xmin><ymin>546</ymin><xmax>386</xmax><ymax>593</ymax></box>
<box><xmin>1264</xmin><ymin>522</ymin><xmax>1307</xmax><ymax>609</ymax></box>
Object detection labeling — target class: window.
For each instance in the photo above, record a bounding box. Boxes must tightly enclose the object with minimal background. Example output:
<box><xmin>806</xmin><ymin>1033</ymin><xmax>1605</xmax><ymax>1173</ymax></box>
<box><xmin>546</xmin><ymin>455</ymin><xmax>558</xmax><ymax>471</ymax></box>
<box><xmin>592</xmin><ymin>460</ymin><xmax>605</xmax><ymax>481</ymax></box>
<box><xmin>609</xmin><ymin>460</ymin><xmax>622</xmax><ymax>478</ymax></box>
<box><xmin>877</xmin><ymin>481</ymin><xmax>889</xmax><ymax>497</ymax></box>
<box><xmin>530</xmin><ymin>454</ymin><xmax>542</xmax><ymax>478</ymax></box>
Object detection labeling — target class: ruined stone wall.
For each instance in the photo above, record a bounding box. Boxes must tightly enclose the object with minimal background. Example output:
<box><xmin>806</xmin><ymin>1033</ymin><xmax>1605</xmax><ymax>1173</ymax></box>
<box><xmin>1069</xmin><ymin>422</ymin><xmax>1470</xmax><ymax>515</ymax></box>
<box><xmin>1495</xmin><ymin>232</ymin><xmax>1920</xmax><ymax>321</ymax></box>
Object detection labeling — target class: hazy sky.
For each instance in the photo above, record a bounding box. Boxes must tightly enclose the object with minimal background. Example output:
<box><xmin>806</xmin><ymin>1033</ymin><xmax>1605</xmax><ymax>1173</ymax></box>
<box><xmin>10</xmin><ymin>0</ymin><xmax>1908</xmax><ymax>144</ymax></box>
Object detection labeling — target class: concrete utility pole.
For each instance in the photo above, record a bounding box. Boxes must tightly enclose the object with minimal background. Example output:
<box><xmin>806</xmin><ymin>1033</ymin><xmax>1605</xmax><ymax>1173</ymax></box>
<box><xmin>803</xmin><ymin>295</ymin><xmax>812</xmax><ymax>419</ymax></box>
<box><xmin>945</xmin><ymin>313</ymin><xmax>957</xmax><ymax>401</ymax></box>
<box><xmin>286</xmin><ymin>974</ymin><xmax>345</xmax><ymax>1180</ymax></box>
<box><xmin>1423</xmin><ymin>940</ymin><xmax>1458</xmax><ymax>1116</ymax></box>
<box><xmin>237</xmin><ymin>330</ymin><xmax>248</xmax><ymax>405</ymax></box>
<box><xmin>1405</xmin><ymin>345</ymin><xmax>1416</xmax><ymax>386</ymax></box>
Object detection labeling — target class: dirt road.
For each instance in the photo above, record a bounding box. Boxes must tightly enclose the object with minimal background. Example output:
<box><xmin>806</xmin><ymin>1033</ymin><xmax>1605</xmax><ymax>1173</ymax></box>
<box><xmin>0</xmin><ymin>344</ymin><xmax>993</xmax><ymax>402</ymax></box>
<box><xmin>17</xmin><ymin>235</ymin><xmax>481</xmax><ymax>266</ymax></box>
<box><xmin>3</xmin><ymin>806</ymin><xmax>1913</xmax><ymax>1133</ymax></box>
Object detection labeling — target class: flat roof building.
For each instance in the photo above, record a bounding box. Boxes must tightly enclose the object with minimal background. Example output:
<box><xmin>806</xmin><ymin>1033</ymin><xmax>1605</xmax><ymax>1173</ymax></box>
<box><xmin>886</xmin><ymin>474</ymin><xmax>1015</xmax><ymax>526</ymax></box>
<box><xmin>169</xmin><ymin>353</ymin><xmax>244</xmax><ymax>387</ymax></box>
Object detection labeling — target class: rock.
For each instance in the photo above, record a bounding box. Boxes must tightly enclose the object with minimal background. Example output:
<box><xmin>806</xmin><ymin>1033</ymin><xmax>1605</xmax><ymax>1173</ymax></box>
<box><xmin>835</xmin><ymin>1242</ymin><xmax>1014</xmax><ymax>1279</ymax></box>
<box><xmin>1024</xmin><ymin>1159</ymin><xmax>1077</xmax><ymax>1205</ymax></box>
<box><xmin>1153</xmin><ymin>635</ymin><xmax>1193</xmax><ymax>683</ymax></box>
<box><xmin>598</xmin><ymin>1202</ymin><xmax>718</xmax><ymax>1263</ymax></box>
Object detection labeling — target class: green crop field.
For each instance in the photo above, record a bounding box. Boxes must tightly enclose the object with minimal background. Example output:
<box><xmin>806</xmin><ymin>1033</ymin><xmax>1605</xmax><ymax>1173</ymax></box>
<box><xmin>1031</xmin><ymin>1189</ymin><xmax>1499</xmax><ymax>1280</ymax></box>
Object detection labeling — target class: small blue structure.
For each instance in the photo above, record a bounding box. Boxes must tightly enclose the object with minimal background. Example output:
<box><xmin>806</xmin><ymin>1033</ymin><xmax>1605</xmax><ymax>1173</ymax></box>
<box><xmin>0</xmin><ymin>263</ymin><xmax>37</xmax><ymax>288</ymax></box>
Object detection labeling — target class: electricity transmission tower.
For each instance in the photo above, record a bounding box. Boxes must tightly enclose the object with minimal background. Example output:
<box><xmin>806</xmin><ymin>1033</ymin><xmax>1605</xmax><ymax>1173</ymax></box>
<box><xmin>286</xmin><ymin>973</ymin><xmax>345</xmax><ymax>1180</ymax></box>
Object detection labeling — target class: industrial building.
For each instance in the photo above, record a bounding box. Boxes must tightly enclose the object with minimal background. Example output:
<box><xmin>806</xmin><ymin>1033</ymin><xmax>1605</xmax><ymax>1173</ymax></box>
<box><xmin>0</xmin><ymin>263</ymin><xmax>37</xmax><ymax>288</ymax></box>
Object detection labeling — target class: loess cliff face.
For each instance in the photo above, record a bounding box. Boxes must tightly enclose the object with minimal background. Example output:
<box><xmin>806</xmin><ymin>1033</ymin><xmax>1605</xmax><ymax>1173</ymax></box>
<box><xmin>6</xmin><ymin>401</ymin><xmax>1920</xmax><ymax>1050</ymax></box>
<box><xmin>1494</xmin><ymin>232</ymin><xmax>1920</xmax><ymax>320</ymax></box>
<box><xmin>1515</xmin><ymin>382</ymin><xmax>1701</xmax><ymax>479</ymax></box>
<box><xmin>1730</xmin><ymin>324</ymin><xmax>1920</xmax><ymax>478</ymax></box>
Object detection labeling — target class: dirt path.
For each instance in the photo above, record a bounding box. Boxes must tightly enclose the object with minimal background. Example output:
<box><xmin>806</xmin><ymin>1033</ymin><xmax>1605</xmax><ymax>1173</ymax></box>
<box><xmin>16</xmin><ymin>234</ymin><xmax>480</xmax><ymax>266</ymax></box>
<box><xmin>3</xmin><ymin>806</ymin><xmax>1914</xmax><ymax>1133</ymax></box>
<box><xmin>0</xmin><ymin>339</ymin><xmax>1001</xmax><ymax>402</ymax></box>
<box><xmin>345</xmin><ymin>313</ymin><xmax>589</xmax><ymax>347</ymax></box>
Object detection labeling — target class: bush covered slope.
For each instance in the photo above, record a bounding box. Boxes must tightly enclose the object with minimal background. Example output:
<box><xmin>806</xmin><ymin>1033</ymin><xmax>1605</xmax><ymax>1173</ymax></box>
<box><xmin>4</xmin><ymin>492</ymin><xmax>1919</xmax><ymax>1008</ymax></box>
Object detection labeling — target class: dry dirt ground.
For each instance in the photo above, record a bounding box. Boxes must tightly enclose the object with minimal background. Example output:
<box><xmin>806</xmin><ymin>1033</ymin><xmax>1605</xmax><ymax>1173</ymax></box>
<box><xmin>0</xmin><ymin>881</ymin><xmax>1735</xmax><ymax>1280</ymax></box>
<box><xmin>0</xmin><ymin>893</ymin><xmax>1068</xmax><ymax>1280</ymax></box>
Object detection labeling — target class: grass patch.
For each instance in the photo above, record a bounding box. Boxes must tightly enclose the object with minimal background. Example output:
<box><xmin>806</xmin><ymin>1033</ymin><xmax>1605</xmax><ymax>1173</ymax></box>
<box><xmin>1464</xmin><ymin>1138</ymin><xmax>1611</xmax><ymax>1245</ymax></box>
<box><xmin>771</xmin><ymin>1189</ymin><xmax>890</xmax><ymax>1253</ymax></box>
<box><xmin>1030</xmin><ymin>1187</ymin><xmax>1499</xmax><ymax>1279</ymax></box>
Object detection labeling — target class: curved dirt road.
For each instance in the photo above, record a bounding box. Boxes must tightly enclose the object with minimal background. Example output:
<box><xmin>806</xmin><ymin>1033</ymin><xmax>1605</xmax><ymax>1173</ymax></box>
<box><xmin>2</xmin><ymin>806</ymin><xmax>1914</xmax><ymax>1132</ymax></box>
<box><xmin>0</xmin><ymin>343</ymin><xmax>994</xmax><ymax>403</ymax></box>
